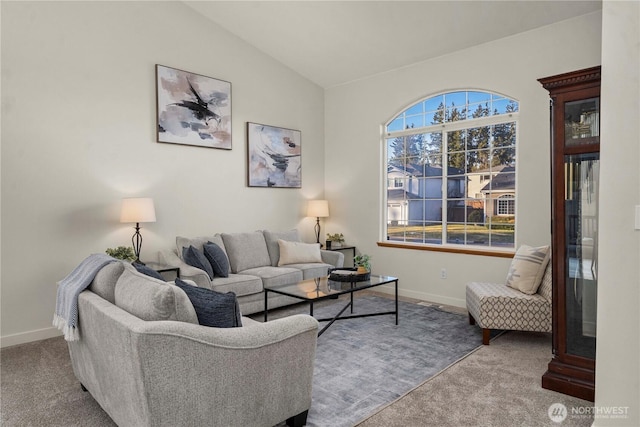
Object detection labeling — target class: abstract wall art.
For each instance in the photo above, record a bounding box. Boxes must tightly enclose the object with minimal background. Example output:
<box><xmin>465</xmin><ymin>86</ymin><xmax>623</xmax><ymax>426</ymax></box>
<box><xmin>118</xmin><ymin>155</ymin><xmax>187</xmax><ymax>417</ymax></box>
<box><xmin>156</xmin><ymin>65</ymin><xmax>231</xmax><ymax>149</ymax></box>
<box><xmin>247</xmin><ymin>122</ymin><xmax>301</xmax><ymax>188</ymax></box>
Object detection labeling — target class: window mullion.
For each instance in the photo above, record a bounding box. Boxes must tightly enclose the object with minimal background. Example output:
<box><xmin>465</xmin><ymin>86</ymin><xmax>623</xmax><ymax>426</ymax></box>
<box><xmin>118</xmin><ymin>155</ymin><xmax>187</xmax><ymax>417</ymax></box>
<box><xmin>442</xmin><ymin>131</ymin><xmax>448</xmax><ymax>245</ymax></box>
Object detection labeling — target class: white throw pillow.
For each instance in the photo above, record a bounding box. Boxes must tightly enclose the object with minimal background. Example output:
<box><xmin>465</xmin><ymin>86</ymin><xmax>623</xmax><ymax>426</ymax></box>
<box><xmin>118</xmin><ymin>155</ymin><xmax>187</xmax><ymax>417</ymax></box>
<box><xmin>506</xmin><ymin>244</ymin><xmax>551</xmax><ymax>295</ymax></box>
<box><xmin>277</xmin><ymin>240</ymin><xmax>323</xmax><ymax>266</ymax></box>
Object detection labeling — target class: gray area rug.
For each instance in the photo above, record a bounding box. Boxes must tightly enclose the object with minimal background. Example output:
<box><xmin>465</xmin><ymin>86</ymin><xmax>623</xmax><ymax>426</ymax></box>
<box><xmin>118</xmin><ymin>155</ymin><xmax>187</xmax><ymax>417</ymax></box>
<box><xmin>267</xmin><ymin>295</ymin><xmax>488</xmax><ymax>427</ymax></box>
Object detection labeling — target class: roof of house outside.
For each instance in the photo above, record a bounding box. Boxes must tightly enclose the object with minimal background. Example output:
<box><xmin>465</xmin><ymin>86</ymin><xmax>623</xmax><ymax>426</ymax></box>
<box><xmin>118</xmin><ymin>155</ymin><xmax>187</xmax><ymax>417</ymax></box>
<box><xmin>481</xmin><ymin>166</ymin><xmax>516</xmax><ymax>192</ymax></box>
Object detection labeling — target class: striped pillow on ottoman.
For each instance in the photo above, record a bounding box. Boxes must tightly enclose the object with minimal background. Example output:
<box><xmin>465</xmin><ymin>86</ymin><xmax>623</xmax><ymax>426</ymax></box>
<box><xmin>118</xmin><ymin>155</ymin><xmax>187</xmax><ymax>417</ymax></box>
<box><xmin>506</xmin><ymin>245</ymin><xmax>550</xmax><ymax>295</ymax></box>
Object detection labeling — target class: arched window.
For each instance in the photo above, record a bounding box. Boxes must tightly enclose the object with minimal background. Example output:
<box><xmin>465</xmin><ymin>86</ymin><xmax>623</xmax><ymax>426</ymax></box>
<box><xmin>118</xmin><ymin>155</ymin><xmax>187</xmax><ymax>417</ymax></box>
<box><xmin>384</xmin><ymin>90</ymin><xmax>518</xmax><ymax>248</ymax></box>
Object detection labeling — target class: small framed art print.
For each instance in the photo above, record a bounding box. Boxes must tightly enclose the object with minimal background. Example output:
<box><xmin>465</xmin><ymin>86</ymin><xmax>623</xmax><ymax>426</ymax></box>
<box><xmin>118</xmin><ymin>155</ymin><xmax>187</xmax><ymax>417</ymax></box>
<box><xmin>247</xmin><ymin>122</ymin><xmax>301</xmax><ymax>188</ymax></box>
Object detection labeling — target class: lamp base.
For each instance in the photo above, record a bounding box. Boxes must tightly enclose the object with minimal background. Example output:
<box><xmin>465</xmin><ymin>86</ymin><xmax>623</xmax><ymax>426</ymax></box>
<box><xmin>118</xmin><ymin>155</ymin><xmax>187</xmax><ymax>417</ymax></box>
<box><xmin>314</xmin><ymin>217</ymin><xmax>324</xmax><ymax>247</ymax></box>
<box><xmin>132</xmin><ymin>223</ymin><xmax>144</xmax><ymax>265</ymax></box>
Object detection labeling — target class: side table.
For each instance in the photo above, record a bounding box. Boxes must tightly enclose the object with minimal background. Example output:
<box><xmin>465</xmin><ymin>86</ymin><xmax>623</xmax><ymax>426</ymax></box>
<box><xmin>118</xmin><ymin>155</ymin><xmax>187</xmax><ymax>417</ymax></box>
<box><xmin>325</xmin><ymin>245</ymin><xmax>356</xmax><ymax>267</ymax></box>
<box><xmin>143</xmin><ymin>262</ymin><xmax>180</xmax><ymax>281</ymax></box>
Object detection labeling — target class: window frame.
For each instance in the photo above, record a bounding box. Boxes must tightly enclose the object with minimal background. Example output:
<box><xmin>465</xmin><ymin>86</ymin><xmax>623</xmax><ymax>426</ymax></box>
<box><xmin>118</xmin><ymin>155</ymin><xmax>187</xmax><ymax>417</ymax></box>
<box><xmin>382</xmin><ymin>90</ymin><xmax>519</xmax><ymax>252</ymax></box>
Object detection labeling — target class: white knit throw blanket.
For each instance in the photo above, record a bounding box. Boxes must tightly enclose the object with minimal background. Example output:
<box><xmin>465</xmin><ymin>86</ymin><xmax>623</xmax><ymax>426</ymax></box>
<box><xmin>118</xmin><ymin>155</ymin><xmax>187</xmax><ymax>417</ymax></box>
<box><xmin>53</xmin><ymin>253</ymin><xmax>116</xmax><ymax>341</ymax></box>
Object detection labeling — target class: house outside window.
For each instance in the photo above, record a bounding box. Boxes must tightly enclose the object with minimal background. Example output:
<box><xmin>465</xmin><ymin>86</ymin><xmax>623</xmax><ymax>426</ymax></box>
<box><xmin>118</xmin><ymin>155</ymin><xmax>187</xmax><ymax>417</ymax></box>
<box><xmin>384</xmin><ymin>90</ymin><xmax>518</xmax><ymax>248</ymax></box>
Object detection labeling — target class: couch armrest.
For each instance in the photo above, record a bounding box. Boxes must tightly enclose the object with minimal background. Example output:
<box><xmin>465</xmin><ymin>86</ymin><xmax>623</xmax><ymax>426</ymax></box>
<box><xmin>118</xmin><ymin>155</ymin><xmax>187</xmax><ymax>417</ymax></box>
<box><xmin>133</xmin><ymin>315</ymin><xmax>318</xmax><ymax>427</ymax></box>
<box><xmin>321</xmin><ymin>250</ymin><xmax>344</xmax><ymax>268</ymax></box>
<box><xmin>159</xmin><ymin>249</ymin><xmax>211</xmax><ymax>288</ymax></box>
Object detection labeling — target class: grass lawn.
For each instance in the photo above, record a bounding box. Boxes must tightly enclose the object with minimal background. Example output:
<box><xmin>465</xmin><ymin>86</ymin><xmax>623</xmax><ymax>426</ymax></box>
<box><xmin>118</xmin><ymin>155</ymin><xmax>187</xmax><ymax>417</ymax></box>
<box><xmin>387</xmin><ymin>223</ymin><xmax>514</xmax><ymax>246</ymax></box>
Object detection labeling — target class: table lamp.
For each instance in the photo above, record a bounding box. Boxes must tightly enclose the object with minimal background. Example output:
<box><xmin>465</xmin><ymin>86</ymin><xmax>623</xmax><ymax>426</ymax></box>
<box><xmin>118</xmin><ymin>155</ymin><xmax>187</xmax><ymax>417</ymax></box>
<box><xmin>307</xmin><ymin>200</ymin><xmax>329</xmax><ymax>246</ymax></box>
<box><xmin>120</xmin><ymin>197</ymin><xmax>156</xmax><ymax>265</ymax></box>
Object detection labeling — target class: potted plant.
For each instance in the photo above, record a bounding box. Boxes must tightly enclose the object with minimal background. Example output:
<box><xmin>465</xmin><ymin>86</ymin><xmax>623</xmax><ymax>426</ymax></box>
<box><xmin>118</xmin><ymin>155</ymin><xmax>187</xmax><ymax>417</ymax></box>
<box><xmin>354</xmin><ymin>254</ymin><xmax>371</xmax><ymax>274</ymax></box>
<box><xmin>326</xmin><ymin>233</ymin><xmax>345</xmax><ymax>249</ymax></box>
<box><xmin>105</xmin><ymin>246</ymin><xmax>136</xmax><ymax>262</ymax></box>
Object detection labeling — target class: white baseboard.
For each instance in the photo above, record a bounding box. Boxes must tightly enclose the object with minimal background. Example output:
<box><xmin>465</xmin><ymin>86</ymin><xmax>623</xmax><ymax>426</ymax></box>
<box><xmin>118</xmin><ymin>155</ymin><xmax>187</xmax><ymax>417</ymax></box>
<box><xmin>1</xmin><ymin>327</ymin><xmax>61</xmax><ymax>349</ymax></box>
<box><xmin>368</xmin><ymin>284</ymin><xmax>466</xmax><ymax>308</ymax></box>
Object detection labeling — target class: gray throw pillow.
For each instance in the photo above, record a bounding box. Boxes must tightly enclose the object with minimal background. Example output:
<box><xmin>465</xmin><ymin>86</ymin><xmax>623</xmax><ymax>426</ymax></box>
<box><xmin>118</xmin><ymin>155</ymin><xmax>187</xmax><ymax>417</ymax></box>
<box><xmin>89</xmin><ymin>261</ymin><xmax>125</xmax><ymax>304</ymax></box>
<box><xmin>133</xmin><ymin>263</ymin><xmax>165</xmax><ymax>281</ymax></box>
<box><xmin>174</xmin><ymin>278</ymin><xmax>242</xmax><ymax>328</ymax></box>
<box><xmin>182</xmin><ymin>245</ymin><xmax>214</xmax><ymax>280</ymax></box>
<box><xmin>203</xmin><ymin>241</ymin><xmax>230</xmax><ymax>278</ymax></box>
<box><xmin>114</xmin><ymin>267</ymin><xmax>198</xmax><ymax>324</ymax></box>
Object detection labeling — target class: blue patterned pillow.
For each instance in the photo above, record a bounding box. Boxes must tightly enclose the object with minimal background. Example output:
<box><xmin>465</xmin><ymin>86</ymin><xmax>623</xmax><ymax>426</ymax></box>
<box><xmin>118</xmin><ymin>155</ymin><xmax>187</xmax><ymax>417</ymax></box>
<box><xmin>182</xmin><ymin>245</ymin><xmax>214</xmax><ymax>280</ymax></box>
<box><xmin>133</xmin><ymin>263</ymin><xmax>164</xmax><ymax>281</ymax></box>
<box><xmin>174</xmin><ymin>279</ymin><xmax>242</xmax><ymax>328</ymax></box>
<box><xmin>203</xmin><ymin>241</ymin><xmax>230</xmax><ymax>278</ymax></box>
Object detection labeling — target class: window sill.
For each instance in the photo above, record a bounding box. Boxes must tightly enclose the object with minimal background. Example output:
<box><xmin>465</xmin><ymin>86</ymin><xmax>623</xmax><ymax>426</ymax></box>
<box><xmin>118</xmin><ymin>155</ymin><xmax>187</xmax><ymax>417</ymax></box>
<box><xmin>376</xmin><ymin>241</ymin><xmax>515</xmax><ymax>258</ymax></box>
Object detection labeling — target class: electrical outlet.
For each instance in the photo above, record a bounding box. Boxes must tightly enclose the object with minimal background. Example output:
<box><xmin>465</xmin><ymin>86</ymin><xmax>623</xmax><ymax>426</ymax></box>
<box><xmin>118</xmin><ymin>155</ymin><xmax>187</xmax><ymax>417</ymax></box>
<box><xmin>440</xmin><ymin>268</ymin><xmax>447</xmax><ymax>279</ymax></box>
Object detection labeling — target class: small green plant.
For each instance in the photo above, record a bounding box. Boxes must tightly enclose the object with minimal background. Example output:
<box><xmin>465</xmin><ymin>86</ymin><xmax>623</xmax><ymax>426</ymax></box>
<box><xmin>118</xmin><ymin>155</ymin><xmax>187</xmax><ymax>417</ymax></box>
<box><xmin>106</xmin><ymin>246</ymin><xmax>136</xmax><ymax>261</ymax></box>
<box><xmin>354</xmin><ymin>254</ymin><xmax>371</xmax><ymax>271</ymax></box>
<box><xmin>326</xmin><ymin>233</ymin><xmax>345</xmax><ymax>243</ymax></box>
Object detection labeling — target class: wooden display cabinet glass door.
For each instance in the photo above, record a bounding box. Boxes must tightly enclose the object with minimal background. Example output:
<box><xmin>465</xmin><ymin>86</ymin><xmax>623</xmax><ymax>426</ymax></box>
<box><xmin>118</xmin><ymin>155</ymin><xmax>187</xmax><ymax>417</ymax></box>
<box><xmin>538</xmin><ymin>66</ymin><xmax>600</xmax><ymax>402</ymax></box>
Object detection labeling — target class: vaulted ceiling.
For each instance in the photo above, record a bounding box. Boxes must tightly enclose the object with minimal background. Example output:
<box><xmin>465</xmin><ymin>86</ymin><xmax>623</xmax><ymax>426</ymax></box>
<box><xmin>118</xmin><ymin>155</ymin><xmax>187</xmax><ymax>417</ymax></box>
<box><xmin>185</xmin><ymin>1</ymin><xmax>602</xmax><ymax>88</ymax></box>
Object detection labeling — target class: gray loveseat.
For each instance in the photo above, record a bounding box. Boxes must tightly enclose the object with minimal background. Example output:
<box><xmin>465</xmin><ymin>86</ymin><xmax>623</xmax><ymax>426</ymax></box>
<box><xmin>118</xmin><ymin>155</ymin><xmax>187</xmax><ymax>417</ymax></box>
<box><xmin>68</xmin><ymin>261</ymin><xmax>318</xmax><ymax>427</ymax></box>
<box><xmin>160</xmin><ymin>229</ymin><xmax>344</xmax><ymax>315</ymax></box>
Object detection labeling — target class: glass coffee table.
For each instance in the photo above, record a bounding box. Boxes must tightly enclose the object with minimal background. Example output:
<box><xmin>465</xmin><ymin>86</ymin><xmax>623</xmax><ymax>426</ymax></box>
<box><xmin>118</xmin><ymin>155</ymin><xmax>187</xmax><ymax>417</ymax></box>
<box><xmin>264</xmin><ymin>274</ymin><xmax>398</xmax><ymax>336</ymax></box>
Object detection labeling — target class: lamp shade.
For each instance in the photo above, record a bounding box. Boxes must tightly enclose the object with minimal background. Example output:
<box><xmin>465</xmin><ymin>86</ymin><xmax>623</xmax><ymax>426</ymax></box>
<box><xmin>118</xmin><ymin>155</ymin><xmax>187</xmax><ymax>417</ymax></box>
<box><xmin>307</xmin><ymin>200</ymin><xmax>329</xmax><ymax>218</ymax></box>
<box><xmin>120</xmin><ymin>198</ymin><xmax>156</xmax><ymax>223</ymax></box>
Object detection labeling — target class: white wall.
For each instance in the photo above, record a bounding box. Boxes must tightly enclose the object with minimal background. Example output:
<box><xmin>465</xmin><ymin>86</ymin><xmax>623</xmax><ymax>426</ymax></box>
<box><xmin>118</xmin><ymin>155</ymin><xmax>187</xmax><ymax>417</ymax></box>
<box><xmin>594</xmin><ymin>1</ymin><xmax>640</xmax><ymax>425</ymax></box>
<box><xmin>0</xmin><ymin>1</ymin><xmax>325</xmax><ymax>346</ymax></box>
<box><xmin>324</xmin><ymin>12</ymin><xmax>602</xmax><ymax>306</ymax></box>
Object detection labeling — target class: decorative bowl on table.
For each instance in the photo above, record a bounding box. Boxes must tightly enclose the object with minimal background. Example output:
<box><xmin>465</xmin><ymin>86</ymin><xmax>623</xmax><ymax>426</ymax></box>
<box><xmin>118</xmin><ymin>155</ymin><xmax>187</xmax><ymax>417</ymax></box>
<box><xmin>329</xmin><ymin>268</ymin><xmax>370</xmax><ymax>282</ymax></box>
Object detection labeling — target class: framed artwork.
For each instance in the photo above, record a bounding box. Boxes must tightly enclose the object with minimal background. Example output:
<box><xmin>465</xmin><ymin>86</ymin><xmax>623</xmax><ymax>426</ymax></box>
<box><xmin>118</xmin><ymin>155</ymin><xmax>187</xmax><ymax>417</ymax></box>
<box><xmin>156</xmin><ymin>64</ymin><xmax>231</xmax><ymax>149</ymax></box>
<box><xmin>247</xmin><ymin>122</ymin><xmax>302</xmax><ymax>188</ymax></box>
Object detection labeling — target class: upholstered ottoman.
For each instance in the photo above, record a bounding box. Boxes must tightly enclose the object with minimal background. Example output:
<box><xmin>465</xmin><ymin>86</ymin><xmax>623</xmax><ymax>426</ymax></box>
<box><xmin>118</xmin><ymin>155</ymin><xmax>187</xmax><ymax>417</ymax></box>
<box><xmin>466</xmin><ymin>264</ymin><xmax>552</xmax><ymax>345</ymax></box>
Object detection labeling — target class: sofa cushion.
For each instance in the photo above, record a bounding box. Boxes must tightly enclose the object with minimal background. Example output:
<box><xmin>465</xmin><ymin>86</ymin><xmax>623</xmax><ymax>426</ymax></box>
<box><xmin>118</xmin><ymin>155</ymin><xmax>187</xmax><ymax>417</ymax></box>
<box><xmin>203</xmin><ymin>242</ymin><xmax>230</xmax><ymax>278</ymax></box>
<box><xmin>174</xmin><ymin>278</ymin><xmax>242</xmax><ymax>328</ymax></box>
<box><xmin>241</xmin><ymin>266</ymin><xmax>303</xmax><ymax>288</ymax></box>
<box><xmin>208</xmin><ymin>274</ymin><xmax>263</xmax><ymax>297</ymax></box>
<box><xmin>133</xmin><ymin>263</ymin><xmax>165</xmax><ymax>281</ymax></box>
<box><xmin>277</xmin><ymin>240</ymin><xmax>323</xmax><ymax>266</ymax></box>
<box><xmin>506</xmin><ymin>245</ymin><xmax>550</xmax><ymax>295</ymax></box>
<box><xmin>114</xmin><ymin>267</ymin><xmax>198</xmax><ymax>324</ymax></box>
<box><xmin>182</xmin><ymin>245</ymin><xmax>214</xmax><ymax>280</ymax></box>
<box><xmin>263</xmin><ymin>229</ymin><xmax>300</xmax><ymax>266</ymax></box>
<box><xmin>89</xmin><ymin>261</ymin><xmax>125</xmax><ymax>304</ymax></box>
<box><xmin>221</xmin><ymin>231</ymin><xmax>272</xmax><ymax>273</ymax></box>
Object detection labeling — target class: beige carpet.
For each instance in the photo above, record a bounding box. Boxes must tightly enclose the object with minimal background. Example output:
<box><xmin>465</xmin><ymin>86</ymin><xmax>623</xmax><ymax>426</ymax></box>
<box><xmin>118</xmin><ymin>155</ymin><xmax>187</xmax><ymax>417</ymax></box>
<box><xmin>357</xmin><ymin>330</ymin><xmax>594</xmax><ymax>427</ymax></box>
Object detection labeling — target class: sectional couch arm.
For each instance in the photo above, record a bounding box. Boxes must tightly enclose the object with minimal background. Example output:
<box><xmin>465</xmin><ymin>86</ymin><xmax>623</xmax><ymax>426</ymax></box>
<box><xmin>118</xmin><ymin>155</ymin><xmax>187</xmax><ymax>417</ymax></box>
<box><xmin>133</xmin><ymin>315</ymin><xmax>319</xmax><ymax>427</ymax></box>
<box><xmin>159</xmin><ymin>249</ymin><xmax>211</xmax><ymax>287</ymax></box>
<box><xmin>321</xmin><ymin>249</ymin><xmax>344</xmax><ymax>268</ymax></box>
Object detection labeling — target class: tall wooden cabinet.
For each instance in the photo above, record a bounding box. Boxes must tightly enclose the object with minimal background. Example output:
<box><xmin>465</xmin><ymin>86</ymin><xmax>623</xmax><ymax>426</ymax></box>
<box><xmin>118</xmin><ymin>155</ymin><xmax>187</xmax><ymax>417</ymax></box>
<box><xmin>538</xmin><ymin>66</ymin><xmax>600</xmax><ymax>402</ymax></box>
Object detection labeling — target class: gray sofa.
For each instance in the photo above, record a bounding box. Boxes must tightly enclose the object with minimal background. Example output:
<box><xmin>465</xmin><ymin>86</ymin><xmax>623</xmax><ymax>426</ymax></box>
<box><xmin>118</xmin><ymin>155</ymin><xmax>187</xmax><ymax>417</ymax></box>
<box><xmin>68</xmin><ymin>261</ymin><xmax>319</xmax><ymax>427</ymax></box>
<box><xmin>160</xmin><ymin>229</ymin><xmax>344</xmax><ymax>315</ymax></box>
